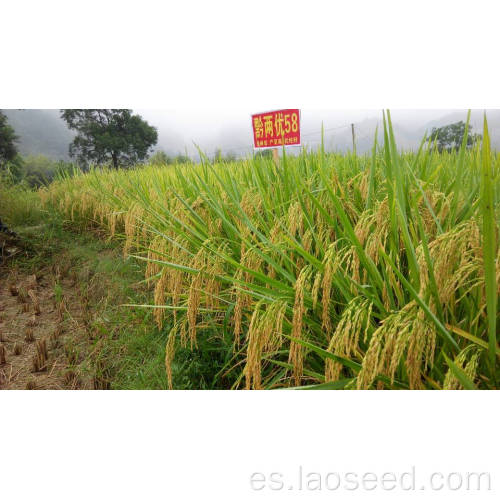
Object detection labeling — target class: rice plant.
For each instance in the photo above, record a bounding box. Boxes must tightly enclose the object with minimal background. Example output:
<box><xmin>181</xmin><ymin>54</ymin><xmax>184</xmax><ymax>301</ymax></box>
<box><xmin>41</xmin><ymin>111</ymin><xmax>499</xmax><ymax>389</ymax></box>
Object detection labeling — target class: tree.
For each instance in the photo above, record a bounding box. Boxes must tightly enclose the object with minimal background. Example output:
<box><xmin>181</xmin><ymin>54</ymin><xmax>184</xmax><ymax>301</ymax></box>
<box><xmin>173</xmin><ymin>154</ymin><xmax>191</xmax><ymax>164</ymax></box>
<box><xmin>213</xmin><ymin>148</ymin><xmax>237</xmax><ymax>163</ymax></box>
<box><xmin>149</xmin><ymin>149</ymin><xmax>170</xmax><ymax>166</ymax></box>
<box><xmin>0</xmin><ymin>111</ymin><xmax>20</xmax><ymax>235</ymax></box>
<box><xmin>213</xmin><ymin>148</ymin><xmax>222</xmax><ymax>163</ymax></box>
<box><xmin>60</xmin><ymin>109</ymin><xmax>158</xmax><ymax>169</ymax></box>
<box><xmin>0</xmin><ymin>110</ymin><xmax>19</xmax><ymax>168</ymax></box>
<box><xmin>428</xmin><ymin>121</ymin><xmax>481</xmax><ymax>152</ymax></box>
<box><xmin>254</xmin><ymin>148</ymin><xmax>273</xmax><ymax>160</ymax></box>
<box><xmin>223</xmin><ymin>151</ymin><xmax>237</xmax><ymax>162</ymax></box>
<box><xmin>21</xmin><ymin>155</ymin><xmax>61</xmax><ymax>187</ymax></box>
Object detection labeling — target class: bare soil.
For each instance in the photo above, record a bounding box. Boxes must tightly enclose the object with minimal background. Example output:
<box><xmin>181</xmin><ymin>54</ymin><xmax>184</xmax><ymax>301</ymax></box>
<box><xmin>0</xmin><ymin>226</ymin><xmax>165</xmax><ymax>390</ymax></box>
<box><xmin>0</xmin><ymin>265</ymin><xmax>87</xmax><ymax>389</ymax></box>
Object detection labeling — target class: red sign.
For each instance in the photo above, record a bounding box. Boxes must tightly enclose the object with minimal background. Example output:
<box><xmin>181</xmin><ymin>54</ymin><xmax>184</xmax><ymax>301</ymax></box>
<box><xmin>251</xmin><ymin>109</ymin><xmax>301</xmax><ymax>149</ymax></box>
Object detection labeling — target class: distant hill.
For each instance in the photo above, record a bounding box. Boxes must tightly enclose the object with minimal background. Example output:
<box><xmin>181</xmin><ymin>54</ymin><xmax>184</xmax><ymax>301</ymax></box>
<box><xmin>419</xmin><ymin>110</ymin><xmax>500</xmax><ymax>149</ymax></box>
<box><xmin>2</xmin><ymin>109</ymin><xmax>498</xmax><ymax>161</ymax></box>
<box><xmin>321</xmin><ymin>110</ymin><xmax>500</xmax><ymax>154</ymax></box>
<box><xmin>2</xmin><ymin>109</ymin><xmax>74</xmax><ymax>160</ymax></box>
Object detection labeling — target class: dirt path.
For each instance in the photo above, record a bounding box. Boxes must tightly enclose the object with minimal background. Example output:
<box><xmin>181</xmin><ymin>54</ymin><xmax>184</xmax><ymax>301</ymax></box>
<box><xmin>0</xmin><ymin>223</ymin><xmax>170</xmax><ymax>390</ymax></box>
<box><xmin>0</xmin><ymin>264</ymin><xmax>89</xmax><ymax>389</ymax></box>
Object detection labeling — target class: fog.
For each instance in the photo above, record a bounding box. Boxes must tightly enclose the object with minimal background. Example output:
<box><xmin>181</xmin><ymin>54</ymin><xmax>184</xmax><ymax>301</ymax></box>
<box><xmin>138</xmin><ymin>109</ymin><xmax>497</xmax><ymax>158</ymax></box>
<box><xmin>6</xmin><ymin>108</ymin><xmax>498</xmax><ymax>161</ymax></box>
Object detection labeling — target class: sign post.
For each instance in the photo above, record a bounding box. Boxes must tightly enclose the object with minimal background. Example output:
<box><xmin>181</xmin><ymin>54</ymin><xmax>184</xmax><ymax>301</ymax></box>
<box><xmin>251</xmin><ymin>109</ymin><xmax>301</xmax><ymax>165</ymax></box>
<box><xmin>272</xmin><ymin>148</ymin><xmax>279</xmax><ymax>165</ymax></box>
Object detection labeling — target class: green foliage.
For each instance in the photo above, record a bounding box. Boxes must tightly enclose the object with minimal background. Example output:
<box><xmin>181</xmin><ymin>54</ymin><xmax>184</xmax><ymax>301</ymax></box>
<box><xmin>2</xmin><ymin>154</ymin><xmax>24</xmax><ymax>183</ymax></box>
<box><xmin>213</xmin><ymin>148</ymin><xmax>222</xmax><ymax>162</ymax></box>
<box><xmin>428</xmin><ymin>121</ymin><xmax>481</xmax><ymax>152</ymax></box>
<box><xmin>149</xmin><ymin>149</ymin><xmax>192</xmax><ymax>166</ymax></box>
<box><xmin>0</xmin><ymin>110</ymin><xmax>19</xmax><ymax>167</ymax></box>
<box><xmin>172</xmin><ymin>153</ymin><xmax>191</xmax><ymax>165</ymax></box>
<box><xmin>253</xmin><ymin>148</ymin><xmax>273</xmax><ymax>159</ymax></box>
<box><xmin>21</xmin><ymin>154</ymin><xmax>58</xmax><ymax>187</ymax></box>
<box><xmin>61</xmin><ymin>109</ymin><xmax>158</xmax><ymax>169</ymax></box>
<box><xmin>149</xmin><ymin>149</ymin><xmax>170</xmax><ymax>166</ymax></box>
<box><xmin>0</xmin><ymin>182</ymin><xmax>43</xmax><ymax>227</ymax></box>
<box><xmin>214</xmin><ymin>148</ymin><xmax>237</xmax><ymax>163</ymax></box>
<box><xmin>4</xmin><ymin>154</ymin><xmax>76</xmax><ymax>188</ymax></box>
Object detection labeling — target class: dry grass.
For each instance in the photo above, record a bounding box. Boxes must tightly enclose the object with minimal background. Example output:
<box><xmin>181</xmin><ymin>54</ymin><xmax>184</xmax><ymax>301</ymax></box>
<box><xmin>32</xmin><ymin>338</ymin><xmax>48</xmax><ymax>372</ymax></box>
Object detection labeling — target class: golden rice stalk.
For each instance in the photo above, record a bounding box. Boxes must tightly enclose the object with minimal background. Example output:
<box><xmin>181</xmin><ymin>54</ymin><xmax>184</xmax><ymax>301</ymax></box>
<box><xmin>153</xmin><ymin>271</ymin><xmax>168</xmax><ymax>329</ymax></box>
<box><xmin>417</xmin><ymin>189</ymin><xmax>451</xmax><ymax>238</ymax></box>
<box><xmin>302</xmin><ymin>228</ymin><xmax>313</xmax><ymax>255</ymax></box>
<box><xmin>288</xmin><ymin>201</ymin><xmax>304</xmax><ymax>238</ymax></box>
<box><xmin>109</xmin><ymin>211</ymin><xmax>118</xmax><ymax>237</ymax></box>
<box><xmin>406</xmin><ymin>308</ymin><xmax>436</xmax><ymax>388</ymax></box>
<box><xmin>165</xmin><ymin>325</ymin><xmax>178</xmax><ymax>390</ymax></box>
<box><xmin>351</xmin><ymin>200</ymin><xmax>390</xmax><ymax>286</ymax></box>
<box><xmin>364</xmin><ymin>199</ymin><xmax>390</xmax><ymax>266</ymax></box>
<box><xmin>269</xmin><ymin>220</ymin><xmax>283</xmax><ymax>245</ymax></box>
<box><xmin>321</xmin><ymin>243</ymin><xmax>344</xmax><ymax>335</ymax></box>
<box><xmin>357</xmin><ymin>301</ymin><xmax>435</xmax><ymax>389</ymax></box>
<box><xmin>417</xmin><ymin>220</ymin><xmax>481</xmax><ymax>308</ymax></box>
<box><xmin>239</xmin><ymin>189</ymin><xmax>262</xmax><ymax>222</ymax></box>
<box><xmin>233</xmin><ymin>241</ymin><xmax>247</xmax><ymax>348</ymax></box>
<box><xmin>123</xmin><ymin>204</ymin><xmax>143</xmax><ymax>256</ymax></box>
<box><xmin>170</xmin><ymin>267</ymin><xmax>183</xmax><ymax>324</ymax></box>
<box><xmin>145</xmin><ymin>236</ymin><xmax>167</xmax><ymax>281</ymax></box>
<box><xmin>187</xmin><ymin>271</ymin><xmax>203</xmax><ymax>349</ymax></box>
<box><xmin>353</xmin><ymin>208</ymin><xmax>373</xmax><ymax>247</ymax></box>
<box><xmin>186</xmin><ymin>247</ymin><xmax>208</xmax><ymax>349</ymax></box>
<box><xmin>245</xmin><ymin>303</ymin><xmax>264</xmax><ymax>390</ymax></box>
<box><xmin>358</xmin><ymin>169</ymin><xmax>370</xmax><ymax>202</ymax></box>
<box><xmin>151</xmin><ymin>236</ymin><xmax>187</xmax><ymax>327</ymax></box>
<box><xmin>245</xmin><ymin>301</ymin><xmax>287</xmax><ymax>390</ymax></box>
<box><xmin>357</xmin><ymin>318</ymin><xmax>389</xmax><ymax>390</ymax></box>
<box><xmin>325</xmin><ymin>297</ymin><xmax>372</xmax><ymax>382</ymax></box>
<box><xmin>311</xmin><ymin>271</ymin><xmax>322</xmax><ymax>311</ymax></box>
<box><xmin>495</xmin><ymin>247</ymin><xmax>500</xmax><ymax>294</ymax></box>
<box><xmin>288</xmin><ymin>266</ymin><xmax>312</xmax><ymax>386</ymax></box>
<box><xmin>203</xmin><ymin>246</ymin><xmax>225</xmax><ymax>311</ymax></box>
<box><xmin>233</xmin><ymin>282</ymin><xmax>245</xmax><ymax>348</ymax></box>
<box><xmin>233</xmin><ymin>244</ymin><xmax>261</xmax><ymax>349</ymax></box>
<box><xmin>443</xmin><ymin>346</ymin><xmax>481</xmax><ymax>390</ymax></box>
<box><xmin>179</xmin><ymin>319</ymin><xmax>188</xmax><ymax>348</ymax></box>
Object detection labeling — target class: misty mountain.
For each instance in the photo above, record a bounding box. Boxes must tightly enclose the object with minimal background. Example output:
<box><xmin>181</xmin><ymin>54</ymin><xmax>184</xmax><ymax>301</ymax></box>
<box><xmin>418</xmin><ymin>109</ymin><xmax>500</xmax><ymax>149</ymax></box>
<box><xmin>150</xmin><ymin>109</ymin><xmax>500</xmax><ymax>158</ymax></box>
<box><xmin>2</xmin><ymin>109</ymin><xmax>74</xmax><ymax>160</ymax></box>
<box><xmin>2</xmin><ymin>109</ymin><xmax>498</xmax><ymax>162</ymax></box>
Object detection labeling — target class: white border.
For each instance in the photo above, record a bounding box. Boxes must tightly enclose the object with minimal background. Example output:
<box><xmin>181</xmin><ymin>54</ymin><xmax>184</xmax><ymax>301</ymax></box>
<box><xmin>1</xmin><ymin>1</ymin><xmax>500</xmax><ymax>499</ymax></box>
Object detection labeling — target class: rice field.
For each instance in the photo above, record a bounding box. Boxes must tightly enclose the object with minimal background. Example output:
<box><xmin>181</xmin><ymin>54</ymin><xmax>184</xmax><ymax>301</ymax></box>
<box><xmin>40</xmin><ymin>112</ymin><xmax>499</xmax><ymax>389</ymax></box>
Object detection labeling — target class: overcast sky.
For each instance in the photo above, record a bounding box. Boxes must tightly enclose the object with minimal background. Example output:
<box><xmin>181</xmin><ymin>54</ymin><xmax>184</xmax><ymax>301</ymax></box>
<box><xmin>137</xmin><ymin>109</ymin><xmax>482</xmax><ymax>157</ymax></box>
